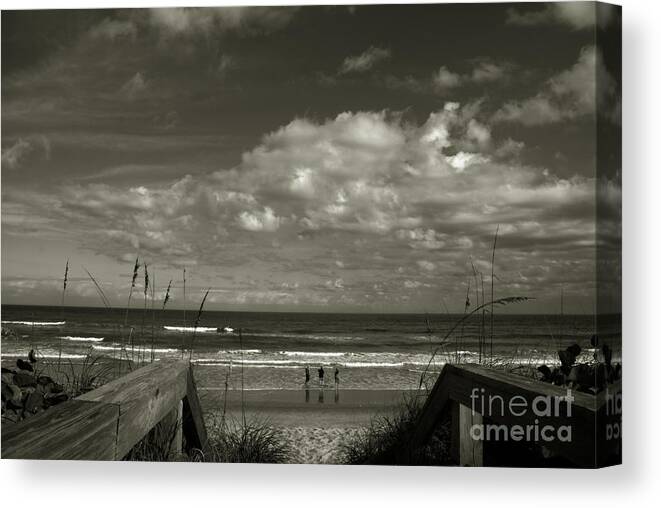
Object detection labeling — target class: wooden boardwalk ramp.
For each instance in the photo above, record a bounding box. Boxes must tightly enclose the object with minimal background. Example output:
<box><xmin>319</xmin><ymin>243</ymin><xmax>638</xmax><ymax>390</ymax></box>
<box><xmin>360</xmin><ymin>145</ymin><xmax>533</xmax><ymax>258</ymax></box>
<box><xmin>2</xmin><ymin>360</ymin><xmax>210</xmax><ymax>461</ymax></box>
<box><xmin>409</xmin><ymin>363</ymin><xmax>621</xmax><ymax>468</ymax></box>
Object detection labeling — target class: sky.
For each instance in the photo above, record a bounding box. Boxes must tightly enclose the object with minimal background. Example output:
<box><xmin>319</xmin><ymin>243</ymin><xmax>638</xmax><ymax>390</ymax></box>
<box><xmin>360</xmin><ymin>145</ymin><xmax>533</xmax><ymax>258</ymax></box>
<box><xmin>1</xmin><ymin>2</ymin><xmax>621</xmax><ymax>314</ymax></box>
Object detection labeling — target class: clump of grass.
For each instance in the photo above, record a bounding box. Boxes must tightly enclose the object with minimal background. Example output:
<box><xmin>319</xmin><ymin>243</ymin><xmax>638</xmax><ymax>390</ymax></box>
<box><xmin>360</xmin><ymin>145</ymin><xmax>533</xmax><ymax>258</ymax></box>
<box><xmin>205</xmin><ymin>415</ymin><xmax>291</xmax><ymax>464</ymax></box>
<box><xmin>62</xmin><ymin>354</ymin><xmax>114</xmax><ymax>398</ymax></box>
<box><xmin>124</xmin><ymin>417</ymin><xmax>182</xmax><ymax>462</ymax></box>
<box><xmin>341</xmin><ymin>394</ymin><xmax>452</xmax><ymax>465</ymax></box>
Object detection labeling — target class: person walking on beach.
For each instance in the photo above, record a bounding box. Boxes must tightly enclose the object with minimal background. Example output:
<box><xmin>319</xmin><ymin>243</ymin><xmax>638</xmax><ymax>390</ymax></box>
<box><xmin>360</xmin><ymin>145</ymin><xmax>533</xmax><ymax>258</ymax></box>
<box><xmin>334</xmin><ymin>366</ymin><xmax>340</xmax><ymax>388</ymax></box>
<box><xmin>305</xmin><ymin>365</ymin><xmax>310</xmax><ymax>385</ymax></box>
<box><xmin>318</xmin><ymin>365</ymin><xmax>325</xmax><ymax>387</ymax></box>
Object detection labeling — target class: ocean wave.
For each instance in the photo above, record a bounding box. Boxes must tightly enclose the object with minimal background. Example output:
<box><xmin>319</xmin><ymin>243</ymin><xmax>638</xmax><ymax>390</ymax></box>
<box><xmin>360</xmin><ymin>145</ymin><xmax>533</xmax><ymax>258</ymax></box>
<box><xmin>57</xmin><ymin>336</ymin><xmax>104</xmax><ymax>342</ymax></box>
<box><xmin>91</xmin><ymin>344</ymin><xmax>179</xmax><ymax>354</ymax></box>
<box><xmin>1</xmin><ymin>351</ymin><xmax>86</xmax><ymax>359</ymax></box>
<box><xmin>163</xmin><ymin>326</ymin><xmax>218</xmax><ymax>333</ymax></box>
<box><xmin>2</xmin><ymin>320</ymin><xmax>65</xmax><ymax>326</ymax></box>
<box><xmin>279</xmin><ymin>351</ymin><xmax>345</xmax><ymax>357</ymax></box>
<box><xmin>246</xmin><ymin>331</ymin><xmax>366</xmax><ymax>341</ymax></box>
<box><xmin>221</xmin><ymin>349</ymin><xmax>262</xmax><ymax>354</ymax></box>
<box><xmin>191</xmin><ymin>357</ymin><xmax>445</xmax><ymax>369</ymax></box>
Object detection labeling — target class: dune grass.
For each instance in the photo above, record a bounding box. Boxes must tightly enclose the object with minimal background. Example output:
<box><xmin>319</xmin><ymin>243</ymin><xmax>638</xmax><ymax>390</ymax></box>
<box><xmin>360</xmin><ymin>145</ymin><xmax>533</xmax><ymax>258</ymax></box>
<box><xmin>204</xmin><ymin>415</ymin><xmax>291</xmax><ymax>464</ymax></box>
<box><xmin>341</xmin><ymin>393</ymin><xmax>452</xmax><ymax>466</ymax></box>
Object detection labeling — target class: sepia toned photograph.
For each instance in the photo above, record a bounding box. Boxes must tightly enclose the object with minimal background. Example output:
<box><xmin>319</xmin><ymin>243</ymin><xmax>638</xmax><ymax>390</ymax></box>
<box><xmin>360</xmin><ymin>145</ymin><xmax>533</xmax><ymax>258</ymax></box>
<box><xmin>1</xmin><ymin>2</ymin><xmax>621</xmax><ymax>467</ymax></box>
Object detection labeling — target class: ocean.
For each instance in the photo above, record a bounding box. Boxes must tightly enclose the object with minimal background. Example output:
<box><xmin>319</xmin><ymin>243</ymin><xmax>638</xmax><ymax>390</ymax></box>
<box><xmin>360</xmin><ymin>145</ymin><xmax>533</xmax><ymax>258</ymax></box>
<box><xmin>1</xmin><ymin>304</ymin><xmax>614</xmax><ymax>391</ymax></box>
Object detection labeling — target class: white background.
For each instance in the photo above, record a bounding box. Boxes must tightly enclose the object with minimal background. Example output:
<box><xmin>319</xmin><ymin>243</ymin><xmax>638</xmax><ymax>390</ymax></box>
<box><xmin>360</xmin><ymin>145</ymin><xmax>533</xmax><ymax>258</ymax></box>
<box><xmin>0</xmin><ymin>0</ymin><xmax>659</xmax><ymax>506</ymax></box>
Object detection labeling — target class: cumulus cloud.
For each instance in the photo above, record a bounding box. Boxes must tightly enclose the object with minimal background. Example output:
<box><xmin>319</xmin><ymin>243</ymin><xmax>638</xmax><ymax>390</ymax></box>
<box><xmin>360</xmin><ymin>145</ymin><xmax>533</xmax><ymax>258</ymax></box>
<box><xmin>237</xmin><ymin>207</ymin><xmax>281</xmax><ymax>232</ymax></box>
<box><xmin>3</xmin><ymin>101</ymin><xmax>614</xmax><ymax>307</ymax></box>
<box><xmin>493</xmin><ymin>46</ymin><xmax>617</xmax><ymax>125</ymax></box>
<box><xmin>148</xmin><ymin>7</ymin><xmax>297</xmax><ymax>37</ymax></box>
<box><xmin>433</xmin><ymin>66</ymin><xmax>462</xmax><ymax>90</ymax></box>
<box><xmin>340</xmin><ymin>46</ymin><xmax>391</xmax><ymax>74</ymax></box>
<box><xmin>506</xmin><ymin>2</ymin><xmax>597</xmax><ymax>30</ymax></box>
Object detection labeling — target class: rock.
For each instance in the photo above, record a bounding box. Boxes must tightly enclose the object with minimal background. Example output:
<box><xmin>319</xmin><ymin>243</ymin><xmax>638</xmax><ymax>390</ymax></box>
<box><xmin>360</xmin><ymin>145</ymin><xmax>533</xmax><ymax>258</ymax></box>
<box><xmin>1</xmin><ymin>408</ymin><xmax>22</xmax><ymax>424</ymax></box>
<box><xmin>1</xmin><ymin>372</ymin><xmax>14</xmax><ymax>385</ymax></box>
<box><xmin>13</xmin><ymin>372</ymin><xmax>36</xmax><ymax>388</ymax></box>
<box><xmin>44</xmin><ymin>392</ymin><xmax>68</xmax><ymax>406</ymax></box>
<box><xmin>50</xmin><ymin>382</ymin><xmax>65</xmax><ymax>394</ymax></box>
<box><xmin>1</xmin><ymin>381</ymin><xmax>13</xmax><ymax>402</ymax></box>
<box><xmin>3</xmin><ymin>382</ymin><xmax>23</xmax><ymax>409</ymax></box>
<box><xmin>24</xmin><ymin>391</ymin><xmax>45</xmax><ymax>413</ymax></box>
<box><xmin>16</xmin><ymin>358</ymin><xmax>34</xmax><ymax>372</ymax></box>
<box><xmin>21</xmin><ymin>386</ymin><xmax>36</xmax><ymax>398</ymax></box>
<box><xmin>37</xmin><ymin>375</ymin><xmax>55</xmax><ymax>386</ymax></box>
<box><xmin>28</xmin><ymin>349</ymin><xmax>38</xmax><ymax>363</ymax></box>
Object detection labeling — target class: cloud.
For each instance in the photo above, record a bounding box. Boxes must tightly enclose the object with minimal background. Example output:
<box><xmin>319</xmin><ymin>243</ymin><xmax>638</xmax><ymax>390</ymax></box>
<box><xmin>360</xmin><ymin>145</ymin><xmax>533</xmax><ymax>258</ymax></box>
<box><xmin>340</xmin><ymin>46</ymin><xmax>391</xmax><ymax>74</ymax></box>
<box><xmin>493</xmin><ymin>46</ymin><xmax>617</xmax><ymax>125</ymax></box>
<box><xmin>471</xmin><ymin>61</ymin><xmax>509</xmax><ymax>83</ymax></box>
<box><xmin>506</xmin><ymin>2</ymin><xmax>597</xmax><ymax>30</ymax></box>
<box><xmin>237</xmin><ymin>207</ymin><xmax>281</xmax><ymax>232</ymax></box>
<box><xmin>1</xmin><ymin>136</ymin><xmax>51</xmax><ymax>170</ymax></box>
<box><xmin>119</xmin><ymin>72</ymin><xmax>148</xmax><ymax>100</ymax></box>
<box><xmin>417</xmin><ymin>260</ymin><xmax>436</xmax><ymax>272</ymax></box>
<box><xmin>433</xmin><ymin>66</ymin><xmax>462</xmax><ymax>89</ymax></box>
<box><xmin>393</xmin><ymin>60</ymin><xmax>511</xmax><ymax>94</ymax></box>
<box><xmin>3</xmin><ymin>102</ymin><xmax>614</xmax><ymax>308</ymax></box>
<box><xmin>89</xmin><ymin>19</ymin><xmax>137</xmax><ymax>40</ymax></box>
<box><xmin>147</xmin><ymin>7</ymin><xmax>296</xmax><ymax>38</ymax></box>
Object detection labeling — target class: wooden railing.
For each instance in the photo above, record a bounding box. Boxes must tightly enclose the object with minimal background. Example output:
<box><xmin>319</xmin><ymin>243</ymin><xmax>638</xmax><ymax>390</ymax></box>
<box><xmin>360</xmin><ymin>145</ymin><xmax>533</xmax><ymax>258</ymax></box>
<box><xmin>409</xmin><ymin>363</ymin><xmax>621</xmax><ymax>468</ymax></box>
<box><xmin>2</xmin><ymin>360</ymin><xmax>209</xmax><ymax>460</ymax></box>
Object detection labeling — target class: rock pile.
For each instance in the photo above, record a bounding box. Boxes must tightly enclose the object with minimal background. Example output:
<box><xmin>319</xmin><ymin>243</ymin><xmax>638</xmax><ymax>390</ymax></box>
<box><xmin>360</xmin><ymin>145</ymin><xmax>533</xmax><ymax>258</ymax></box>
<box><xmin>1</xmin><ymin>352</ymin><xmax>69</xmax><ymax>425</ymax></box>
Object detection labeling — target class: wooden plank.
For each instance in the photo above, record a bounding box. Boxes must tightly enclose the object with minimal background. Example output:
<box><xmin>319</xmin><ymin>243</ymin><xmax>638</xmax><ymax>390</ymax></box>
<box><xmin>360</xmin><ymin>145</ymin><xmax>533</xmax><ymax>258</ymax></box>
<box><xmin>410</xmin><ymin>363</ymin><xmax>614</xmax><ymax>467</ymax></box>
<box><xmin>182</xmin><ymin>367</ymin><xmax>210</xmax><ymax>457</ymax></box>
<box><xmin>458</xmin><ymin>403</ymin><xmax>483</xmax><ymax>466</ymax></box>
<box><xmin>78</xmin><ymin>360</ymin><xmax>189</xmax><ymax>459</ymax></box>
<box><xmin>450</xmin><ymin>364</ymin><xmax>597</xmax><ymax>411</ymax></box>
<box><xmin>2</xmin><ymin>400</ymin><xmax>119</xmax><ymax>460</ymax></box>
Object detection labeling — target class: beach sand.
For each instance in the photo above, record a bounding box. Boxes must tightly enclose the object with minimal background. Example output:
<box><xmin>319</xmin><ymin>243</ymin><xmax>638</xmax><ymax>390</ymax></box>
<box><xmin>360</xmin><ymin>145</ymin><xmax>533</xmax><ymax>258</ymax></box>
<box><xmin>200</xmin><ymin>388</ymin><xmax>413</xmax><ymax>464</ymax></box>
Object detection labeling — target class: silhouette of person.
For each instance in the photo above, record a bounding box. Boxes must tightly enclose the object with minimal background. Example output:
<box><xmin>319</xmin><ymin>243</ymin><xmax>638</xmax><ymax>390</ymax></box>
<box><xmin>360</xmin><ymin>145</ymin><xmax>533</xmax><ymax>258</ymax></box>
<box><xmin>334</xmin><ymin>366</ymin><xmax>340</xmax><ymax>387</ymax></box>
<box><xmin>305</xmin><ymin>365</ymin><xmax>310</xmax><ymax>385</ymax></box>
<box><xmin>318</xmin><ymin>365</ymin><xmax>325</xmax><ymax>387</ymax></box>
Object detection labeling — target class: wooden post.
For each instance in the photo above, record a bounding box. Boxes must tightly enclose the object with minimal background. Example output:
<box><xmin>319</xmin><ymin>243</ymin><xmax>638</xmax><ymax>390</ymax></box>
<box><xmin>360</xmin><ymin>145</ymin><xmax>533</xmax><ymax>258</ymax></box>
<box><xmin>173</xmin><ymin>399</ymin><xmax>183</xmax><ymax>455</ymax></box>
<box><xmin>182</xmin><ymin>366</ymin><xmax>210</xmax><ymax>457</ymax></box>
<box><xmin>458</xmin><ymin>402</ymin><xmax>483</xmax><ymax>466</ymax></box>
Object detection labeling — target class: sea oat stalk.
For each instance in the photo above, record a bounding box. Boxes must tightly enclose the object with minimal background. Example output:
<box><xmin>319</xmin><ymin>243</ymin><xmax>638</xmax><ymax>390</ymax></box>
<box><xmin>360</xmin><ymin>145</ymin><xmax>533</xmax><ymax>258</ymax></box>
<box><xmin>188</xmin><ymin>289</ymin><xmax>209</xmax><ymax>362</ymax></box>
